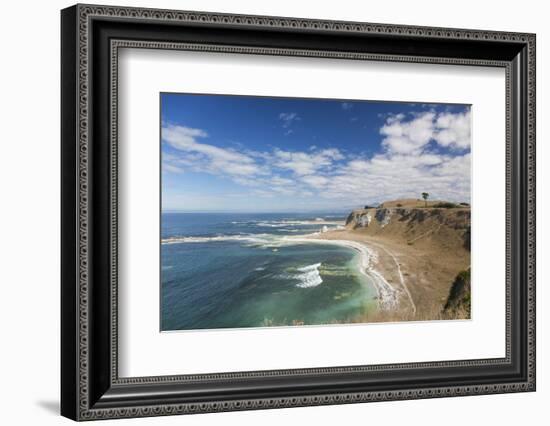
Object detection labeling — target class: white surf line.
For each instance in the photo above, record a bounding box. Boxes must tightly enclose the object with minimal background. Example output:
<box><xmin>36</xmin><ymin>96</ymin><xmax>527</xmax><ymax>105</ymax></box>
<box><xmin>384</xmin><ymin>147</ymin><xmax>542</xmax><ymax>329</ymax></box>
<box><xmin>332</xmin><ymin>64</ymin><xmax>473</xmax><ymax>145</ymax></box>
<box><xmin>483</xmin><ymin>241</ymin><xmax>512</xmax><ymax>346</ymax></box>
<box><xmin>258</xmin><ymin>219</ymin><xmax>345</xmax><ymax>226</ymax></box>
<box><xmin>281</xmin><ymin>236</ymin><xmax>400</xmax><ymax>310</ymax></box>
<box><xmin>365</xmin><ymin>241</ymin><xmax>416</xmax><ymax>315</ymax></box>
<box><xmin>161</xmin><ymin>234</ymin><xmax>272</xmax><ymax>245</ymax></box>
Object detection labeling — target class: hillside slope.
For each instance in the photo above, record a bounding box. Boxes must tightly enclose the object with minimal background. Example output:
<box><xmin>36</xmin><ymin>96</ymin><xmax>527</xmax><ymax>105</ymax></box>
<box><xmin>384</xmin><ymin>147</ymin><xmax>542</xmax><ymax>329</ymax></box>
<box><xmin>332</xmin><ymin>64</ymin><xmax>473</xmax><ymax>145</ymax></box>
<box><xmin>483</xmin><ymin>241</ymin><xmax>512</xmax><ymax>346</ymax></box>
<box><xmin>345</xmin><ymin>204</ymin><xmax>470</xmax><ymax>252</ymax></box>
<box><xmin>317</xmin><ymin>199</ymin><xmax>471</xmax><ymax>320</ymax></box>
<box><xmin>443</xmin><ymin>268</ymin><xmax>471</xmax><ymax>318</ymax></box>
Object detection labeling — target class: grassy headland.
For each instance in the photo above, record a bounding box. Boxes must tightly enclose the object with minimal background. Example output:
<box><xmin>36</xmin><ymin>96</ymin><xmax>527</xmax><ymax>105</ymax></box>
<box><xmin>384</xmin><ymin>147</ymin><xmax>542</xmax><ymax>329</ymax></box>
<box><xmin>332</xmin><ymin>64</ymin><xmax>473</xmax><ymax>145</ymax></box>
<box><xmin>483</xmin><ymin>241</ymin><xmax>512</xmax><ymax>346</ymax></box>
<box><xmin>306</xmin><ymin>198</ymin><xmax>471</xmax><ymax>322</ymax></box>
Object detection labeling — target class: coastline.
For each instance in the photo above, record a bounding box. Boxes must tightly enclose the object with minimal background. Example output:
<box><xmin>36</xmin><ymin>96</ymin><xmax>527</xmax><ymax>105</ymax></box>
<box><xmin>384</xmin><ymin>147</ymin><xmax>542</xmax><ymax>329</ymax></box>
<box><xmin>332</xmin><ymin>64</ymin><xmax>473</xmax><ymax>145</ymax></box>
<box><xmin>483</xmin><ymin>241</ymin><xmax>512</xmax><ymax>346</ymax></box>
<box><xmin>161</xmin><ymin>214</ymin><xmax>393</xmax><ymax>329</ymax></box>
<box><xmin>281</xmin><ymin>235</ymin><xmax>401</xmax><ymax>311</ymax></box>
<box><xmin>162</xmin><ymin>226</ymin><xmax>410</xmax><ymax>315</ymax></box>
<box><xmin>161</xmin><ymin>210</ymin><xmax>470</xmax><ymax>324</ymax></box>
<box><xmin>290</xmin><ymin>226</ymin><xmax>469</xmax><ymax>321</ymax></box>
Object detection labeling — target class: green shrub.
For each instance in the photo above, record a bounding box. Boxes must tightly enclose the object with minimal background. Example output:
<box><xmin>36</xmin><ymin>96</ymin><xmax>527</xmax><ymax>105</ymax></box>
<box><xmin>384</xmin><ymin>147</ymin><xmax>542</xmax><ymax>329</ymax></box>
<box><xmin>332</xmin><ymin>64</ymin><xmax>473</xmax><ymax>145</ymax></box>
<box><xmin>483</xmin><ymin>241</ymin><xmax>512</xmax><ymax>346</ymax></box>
<box><xmin>443</xmin><ymin>268</ymin><xmax>471</xmax><ymax>318</ymax></box>
<box><xmin>433</xmin><ymin>202</ymin><xmax>458</xmax><ymax>208</ymax></box>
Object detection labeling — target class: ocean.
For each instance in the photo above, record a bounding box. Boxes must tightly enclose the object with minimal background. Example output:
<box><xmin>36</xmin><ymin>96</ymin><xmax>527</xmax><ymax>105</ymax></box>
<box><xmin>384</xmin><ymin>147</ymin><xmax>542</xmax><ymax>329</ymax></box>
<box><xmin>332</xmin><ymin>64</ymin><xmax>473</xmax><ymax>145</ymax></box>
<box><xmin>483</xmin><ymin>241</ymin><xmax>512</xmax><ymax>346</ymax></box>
<box><xmin>161</xmin><ymin>212</ymin><xmax>378</xmax><ymax>331</ymax></box>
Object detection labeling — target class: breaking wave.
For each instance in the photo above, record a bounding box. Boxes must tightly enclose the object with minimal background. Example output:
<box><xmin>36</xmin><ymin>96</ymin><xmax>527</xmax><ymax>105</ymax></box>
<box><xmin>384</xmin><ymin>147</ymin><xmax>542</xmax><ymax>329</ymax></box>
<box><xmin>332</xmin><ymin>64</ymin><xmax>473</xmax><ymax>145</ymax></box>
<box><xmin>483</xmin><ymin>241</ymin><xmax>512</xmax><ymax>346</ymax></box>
<box><xmin>258</xmin><ymin>219</ymin><xmax>344</xmax><ymax>226</ymax></box>
<box><xmin>161</xmin><ymin>226</ymin><xmax>344</xmax><ymax>246</ymax></box>
<box><xmin>162</xmin><ymin>234</ymin><xmax>272</xmax><ymax>245</ymax></box>
<box><xmin>294</xmin><ymin>263</ymin><xmax>323</xmax><ymax>288</ymax></box>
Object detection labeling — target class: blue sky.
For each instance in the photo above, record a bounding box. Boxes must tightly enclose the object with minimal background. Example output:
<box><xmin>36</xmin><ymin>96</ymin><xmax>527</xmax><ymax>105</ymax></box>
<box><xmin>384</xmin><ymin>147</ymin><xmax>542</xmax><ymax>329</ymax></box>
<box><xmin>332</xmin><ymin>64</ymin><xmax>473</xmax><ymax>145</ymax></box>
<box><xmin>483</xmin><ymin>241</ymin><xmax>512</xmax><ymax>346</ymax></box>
<box><xmin>161</xmin><ymin>93</ymin><xmax>471</xmax><ymax>212</ymax></box>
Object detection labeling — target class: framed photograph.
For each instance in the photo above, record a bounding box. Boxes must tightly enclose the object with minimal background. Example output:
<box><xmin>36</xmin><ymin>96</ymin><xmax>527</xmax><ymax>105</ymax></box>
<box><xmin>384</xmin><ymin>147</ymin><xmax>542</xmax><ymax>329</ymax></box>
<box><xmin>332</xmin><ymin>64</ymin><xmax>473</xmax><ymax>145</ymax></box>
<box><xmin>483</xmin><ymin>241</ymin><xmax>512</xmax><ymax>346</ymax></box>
<box><xmin>61</xmin><ymin>4</ymin><xmax>536</xmax><ymax>421</ymax></box>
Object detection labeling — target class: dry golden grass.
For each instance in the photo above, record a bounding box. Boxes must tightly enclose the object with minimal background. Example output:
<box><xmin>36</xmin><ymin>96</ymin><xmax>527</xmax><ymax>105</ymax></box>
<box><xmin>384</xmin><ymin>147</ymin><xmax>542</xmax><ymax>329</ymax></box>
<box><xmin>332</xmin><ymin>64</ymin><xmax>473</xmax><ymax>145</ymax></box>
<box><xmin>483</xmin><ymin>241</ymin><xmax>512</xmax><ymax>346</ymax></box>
<box><xmin>260</xmin><ymin>302</ymin><xmax>470</xmax><ymax>328</ymax></box>
<box><xmin>348</xmin><ymin>303</ymin><xmax>470</xmax><ymax>324</ymax></box>
<box><xmin>258</xmin><ymin>200</ymin><xmax>472</xmax><ymax>329</ymax></box>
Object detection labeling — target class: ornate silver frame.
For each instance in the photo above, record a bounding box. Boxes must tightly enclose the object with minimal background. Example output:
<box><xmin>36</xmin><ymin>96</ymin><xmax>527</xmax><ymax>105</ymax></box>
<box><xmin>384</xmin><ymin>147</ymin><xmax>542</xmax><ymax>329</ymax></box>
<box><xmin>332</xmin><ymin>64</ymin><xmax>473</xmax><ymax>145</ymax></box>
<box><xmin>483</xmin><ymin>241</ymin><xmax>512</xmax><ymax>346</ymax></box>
<box><xmin>61</xmin><ymin>4</ymin><xmax>536</xmax><ymax>421</ymax></box>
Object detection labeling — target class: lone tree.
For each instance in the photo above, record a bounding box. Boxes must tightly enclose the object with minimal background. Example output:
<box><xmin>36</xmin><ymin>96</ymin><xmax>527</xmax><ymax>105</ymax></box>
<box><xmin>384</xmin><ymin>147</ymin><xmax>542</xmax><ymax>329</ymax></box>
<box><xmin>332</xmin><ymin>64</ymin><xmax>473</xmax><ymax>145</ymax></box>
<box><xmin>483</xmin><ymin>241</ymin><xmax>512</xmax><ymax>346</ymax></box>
<box><xmin>421</xmin><ymin>192</ymin><xmax>429</xmax><ymax>207</ymax></box>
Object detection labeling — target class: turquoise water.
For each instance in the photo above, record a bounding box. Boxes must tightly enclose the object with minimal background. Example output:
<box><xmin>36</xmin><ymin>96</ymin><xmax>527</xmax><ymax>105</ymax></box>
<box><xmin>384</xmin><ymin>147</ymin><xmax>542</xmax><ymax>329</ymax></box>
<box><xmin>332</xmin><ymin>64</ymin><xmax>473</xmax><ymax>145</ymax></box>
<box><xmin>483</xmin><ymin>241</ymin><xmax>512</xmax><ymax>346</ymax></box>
<box><xmin>161</xmin><ymin>213</ymin><xmax>378</xmax><ymax>331</ymax></box>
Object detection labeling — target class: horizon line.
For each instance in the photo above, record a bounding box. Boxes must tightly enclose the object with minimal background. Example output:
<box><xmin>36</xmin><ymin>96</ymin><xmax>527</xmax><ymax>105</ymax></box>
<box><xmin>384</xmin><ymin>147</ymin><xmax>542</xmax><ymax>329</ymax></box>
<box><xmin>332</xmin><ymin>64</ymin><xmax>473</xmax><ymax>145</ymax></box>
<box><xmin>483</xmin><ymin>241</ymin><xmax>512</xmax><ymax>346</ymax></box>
<box><xmin>161</xmin><ymin>210</ymin><xmax>353</xmax><ymax>214</ymax></box>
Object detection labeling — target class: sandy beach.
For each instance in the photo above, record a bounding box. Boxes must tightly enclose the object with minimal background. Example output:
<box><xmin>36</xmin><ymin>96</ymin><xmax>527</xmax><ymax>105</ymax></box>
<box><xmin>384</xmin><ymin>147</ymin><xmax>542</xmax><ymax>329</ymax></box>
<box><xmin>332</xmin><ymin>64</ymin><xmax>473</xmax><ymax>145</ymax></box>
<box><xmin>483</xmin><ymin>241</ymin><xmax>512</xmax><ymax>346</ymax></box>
<box><xmin>281</xmin><ymin>235</ymin><xmax>401</xmax><ymax>310</ymax></box>
<box><xmin>297</xmin><ymin>227</ymin><xmax>470</xmax><ymax>322</ymax></box>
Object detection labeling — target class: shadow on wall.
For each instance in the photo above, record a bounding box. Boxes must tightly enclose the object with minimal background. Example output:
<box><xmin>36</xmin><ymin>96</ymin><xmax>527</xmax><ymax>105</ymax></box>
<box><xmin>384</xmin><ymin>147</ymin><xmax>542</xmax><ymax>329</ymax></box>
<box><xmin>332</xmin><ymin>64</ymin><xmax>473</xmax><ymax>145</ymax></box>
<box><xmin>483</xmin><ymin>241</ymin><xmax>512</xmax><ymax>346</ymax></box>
<box><xmin>35</xmin><ymin>400</ymin><xmax>59</xmax><ymax>416</ymax></box>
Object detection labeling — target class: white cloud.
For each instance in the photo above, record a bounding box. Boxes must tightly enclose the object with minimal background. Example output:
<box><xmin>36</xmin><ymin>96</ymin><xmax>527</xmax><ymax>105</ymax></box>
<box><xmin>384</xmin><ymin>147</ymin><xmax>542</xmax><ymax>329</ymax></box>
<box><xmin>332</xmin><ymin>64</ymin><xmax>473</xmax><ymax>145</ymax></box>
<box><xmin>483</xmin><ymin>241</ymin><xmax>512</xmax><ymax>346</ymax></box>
<box><xmin>272</xmin><ymin>148</ymin><xmax>344</xmax><ymax>176</ymax></box>
<box><xmin>296</xmin><ymin>110</ymin><xmax>471</xmax><ymax>203</ymax></box>
<box><xmin>162</xmin><ymin>163</ymin><xmax>184</xmax><ymax>174</ymax></box>
<box><xmin>278</xmin><ymin>112</ymin><xmax>300</xmax><ymax>128</ymax></box>
<box><xmin>251</xmin><ymin>189</ymin><xmax>275</xmax><ymax>198</ymax></box>
<box><xmin>163</xmin><ymin>109</ymin><xmax>471</xmax><ymax>208</ymax></box>
<box><xmin>380</xmin><ymin>112</ymin><xmax>436</xmax><ymax>155</ymax></box>
<box><xmin>319</xmin><ymin>148</ymin><xmax>345</xmax><ymax>161</ymax></box>
<box><xmin>270</xmin><ymin>176</ymin><xmax>294</xmax><ymax>186</ymax></box>
<box><xmin>162</xmin><ymin>125</ymin><xmax>262</xmax><ymax>177</ymax></box>
<box><xmin>341</xmin><ymin>102</ymin><xmax>353</xmax><ymax>110</ymax></box>
<box><xmin>318</xmin><ymin>149</ymin><xmax>471</xmax><ymax>204</ymax></box>
<box><xmin>301</xmin><ymin>175</ymin><xmax>328</xmax><ymax>188</ymax></box>
<box><xmin>380</xmin><ymin>110</ymin><xmax>471</xmax><ymax>154</ymax></box>
<box><xmin>434</xmin><ymin>111</ymin><xmax>471</xmax><ymax>149</ymax></box>
<box><xmin>386</xmin><ymin>113</ymin><xmax>405</xmax><ymax>123</ymax></box>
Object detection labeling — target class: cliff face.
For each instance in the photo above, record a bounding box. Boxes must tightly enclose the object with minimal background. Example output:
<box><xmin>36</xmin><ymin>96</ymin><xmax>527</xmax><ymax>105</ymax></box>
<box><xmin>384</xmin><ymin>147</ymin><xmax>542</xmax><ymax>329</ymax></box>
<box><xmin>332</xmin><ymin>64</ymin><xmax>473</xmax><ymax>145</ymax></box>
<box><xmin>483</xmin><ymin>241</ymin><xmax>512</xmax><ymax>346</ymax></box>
<box><xmin>443</xmin><ymin>269</ymin><xmax>471</xmax><ymax>318</ymax></box>
<box><xmin>345</xmin><ymin>205</ymin><xmax>471</xmax><ymax>251</ymax></box>
<box><xmin>338</xmin><ymin>199</ymin><xmax>471</xmax><ymax>320</ymax></box>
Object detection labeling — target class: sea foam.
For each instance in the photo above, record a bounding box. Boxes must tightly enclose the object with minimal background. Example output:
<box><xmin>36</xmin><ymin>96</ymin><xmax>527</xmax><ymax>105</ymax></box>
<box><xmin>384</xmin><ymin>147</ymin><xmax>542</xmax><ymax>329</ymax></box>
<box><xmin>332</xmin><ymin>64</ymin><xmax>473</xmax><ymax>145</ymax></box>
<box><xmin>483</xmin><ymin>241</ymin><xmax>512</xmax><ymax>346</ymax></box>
<box><xmin>161</xmin><ymin>234</ymin><xmax>272</xmax><ymax>245</ymax></box>
<box><xmin>294</xmin><ymin>263</ymin><xmax>323</xmax><ymax>288</ymax></box>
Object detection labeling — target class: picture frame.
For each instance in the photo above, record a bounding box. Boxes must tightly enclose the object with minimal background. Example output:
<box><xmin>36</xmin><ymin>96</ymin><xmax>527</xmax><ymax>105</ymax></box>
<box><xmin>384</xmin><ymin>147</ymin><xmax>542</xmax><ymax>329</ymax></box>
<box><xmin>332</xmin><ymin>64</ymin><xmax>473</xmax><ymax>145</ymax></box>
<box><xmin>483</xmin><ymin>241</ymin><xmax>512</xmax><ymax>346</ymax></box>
<box><xmin>61</xmin><ymin>3</ymin><xmax>536</xmax><ymax>421</ymax></box>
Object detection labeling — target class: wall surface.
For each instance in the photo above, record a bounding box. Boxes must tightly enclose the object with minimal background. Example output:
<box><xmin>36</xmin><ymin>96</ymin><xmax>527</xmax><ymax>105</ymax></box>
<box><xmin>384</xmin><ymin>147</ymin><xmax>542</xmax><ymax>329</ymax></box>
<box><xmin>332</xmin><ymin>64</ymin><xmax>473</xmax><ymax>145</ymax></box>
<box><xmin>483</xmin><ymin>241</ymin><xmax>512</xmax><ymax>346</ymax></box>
<box><xmin>0</xmin><ymin>0</ymin><xmax>546</xmax><ymax>424</ymax></box>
